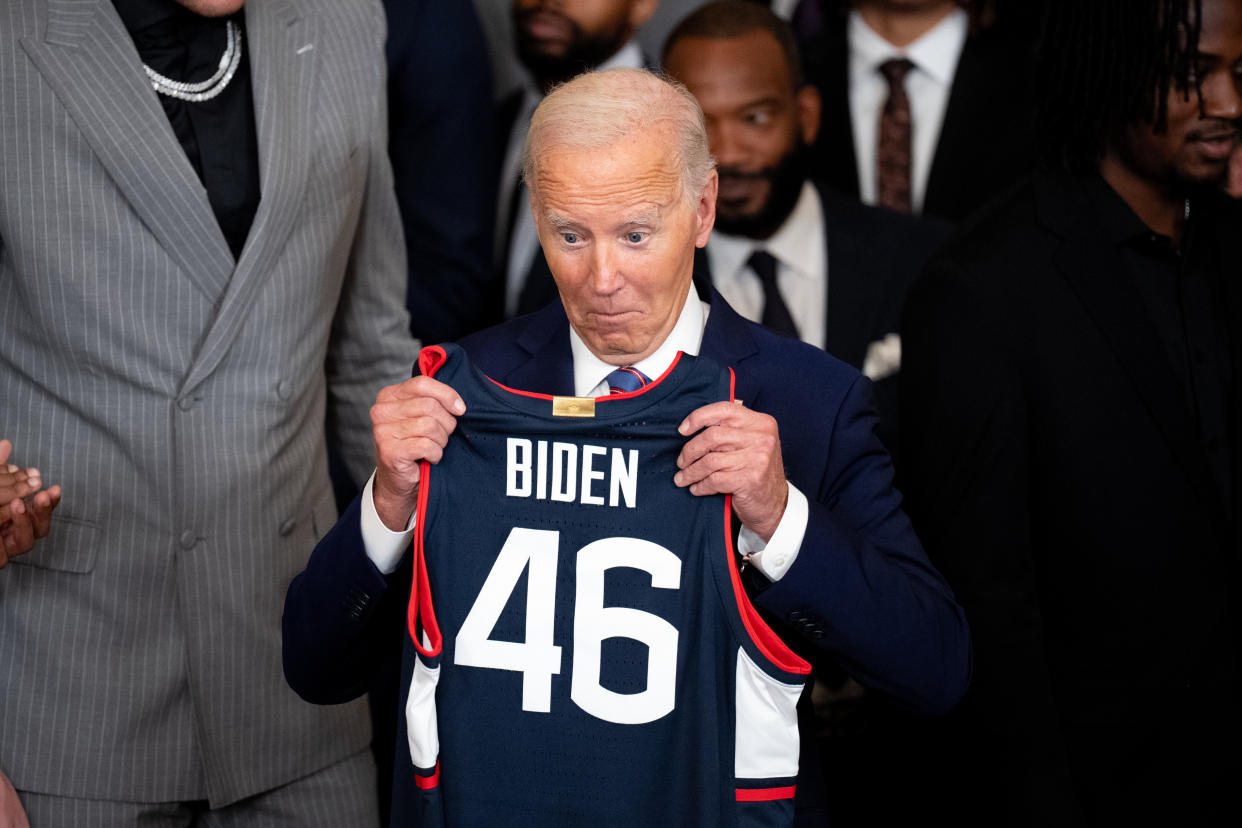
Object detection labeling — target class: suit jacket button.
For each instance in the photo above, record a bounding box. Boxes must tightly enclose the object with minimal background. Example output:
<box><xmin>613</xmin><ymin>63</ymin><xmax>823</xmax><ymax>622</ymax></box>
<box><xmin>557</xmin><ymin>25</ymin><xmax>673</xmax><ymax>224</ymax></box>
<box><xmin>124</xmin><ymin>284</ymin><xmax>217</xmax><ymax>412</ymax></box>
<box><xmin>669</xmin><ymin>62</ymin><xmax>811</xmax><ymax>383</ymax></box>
<box><xmin>279</xmin><ymin>518</ymin><xmax>297</xmax><ymax>537</ymax></box>
<box><xmin>276</xmin><ymin>380</ymin><xmax>293</xmax><ymax>400</ymax></box>
<box><xmin>177</xmin><ymin>396</ymin><xmax>194</xmax><ymax>412</ymax></box>
<box><xmin>179</xmin><ymin>530</ymin><xmax>197</xmax><ymax>549</ymax></box>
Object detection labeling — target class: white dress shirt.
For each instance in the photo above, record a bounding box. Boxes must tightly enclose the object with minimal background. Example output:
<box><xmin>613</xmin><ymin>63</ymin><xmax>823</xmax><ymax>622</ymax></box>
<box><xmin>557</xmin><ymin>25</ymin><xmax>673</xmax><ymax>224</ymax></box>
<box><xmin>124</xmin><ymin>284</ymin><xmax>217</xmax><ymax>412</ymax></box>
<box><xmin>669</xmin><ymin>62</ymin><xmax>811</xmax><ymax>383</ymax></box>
<box><xmin>705</xmin><ymin>181</ymin><xmax>828</xmax><ymax>350</ymax></box>
<box><xmin>498</xmin><ymin>41</ymin><xmax>645</xmax><ymax>317</ymax></box>
<box><xmin>360</xmin><ymin>284</ymin><xmax>809</xmax><ymax>581</ymax></box>
<box><xmin>847</xmin><ymin>7</ymin><xmax>968</xmax><ymax>212</ymax></box>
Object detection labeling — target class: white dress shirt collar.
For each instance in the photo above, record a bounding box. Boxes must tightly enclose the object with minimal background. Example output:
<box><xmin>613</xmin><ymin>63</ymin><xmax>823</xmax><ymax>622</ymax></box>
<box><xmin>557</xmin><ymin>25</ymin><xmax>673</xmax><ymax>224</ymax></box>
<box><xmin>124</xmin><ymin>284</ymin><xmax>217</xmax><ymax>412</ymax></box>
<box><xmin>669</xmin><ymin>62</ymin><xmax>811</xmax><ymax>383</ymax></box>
<box><xmin>848</xmin><ymin>6</ymin><xmax>968</xmax><ymax>83</ymax></box>
<box><xmin>569</xmin><ymin>282</ymin><xmax>706</xmax><ymax>397</ymax></box>
<box><xmin>708</xmin><ymin>181</ymin><xmax>824</xmax><ymax>285</ymax></box>
<box><xmin>705</xmin><ymin>182</ymin><xmax>827</xmax><ymax>348</ymax></box>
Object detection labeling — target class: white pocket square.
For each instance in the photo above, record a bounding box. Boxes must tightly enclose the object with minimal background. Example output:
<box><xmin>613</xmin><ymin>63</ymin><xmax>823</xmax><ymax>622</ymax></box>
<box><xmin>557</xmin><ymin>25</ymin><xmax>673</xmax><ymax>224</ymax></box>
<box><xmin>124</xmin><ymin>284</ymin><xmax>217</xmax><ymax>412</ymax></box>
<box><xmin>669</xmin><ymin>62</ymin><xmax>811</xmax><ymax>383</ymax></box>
<box><xmin>862</xmin><ymin>333</ymin><xmax>901</xmax><ymax>381</ymax></box>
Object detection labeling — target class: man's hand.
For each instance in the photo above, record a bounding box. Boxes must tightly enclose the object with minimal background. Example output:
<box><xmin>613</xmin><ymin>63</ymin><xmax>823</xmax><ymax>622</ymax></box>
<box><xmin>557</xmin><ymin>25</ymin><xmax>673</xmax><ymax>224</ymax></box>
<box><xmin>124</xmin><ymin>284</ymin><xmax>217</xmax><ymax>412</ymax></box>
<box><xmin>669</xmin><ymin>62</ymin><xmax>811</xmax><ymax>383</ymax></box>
<box><xmin>1228</xmin><ymin>141</ymin><xmax>1242</xmax><ymax>199</ymax></box>
<box><xmin>0</xmin><ymin>439</ymin><xmax>61</xmax><ymax>568</ymax></box>
<box><xmin>674</xmin><ymin>401</ymin><xmax>789</xmax><ymax>542</ymax></box>
<box><xmin>0</xmin><ymin>768</ymin><xmax>30</xmax><ymax>828</ymax></box>
<box><xmin>370</xmin><ymin>377</ymin><xmax>466</xmax><ymax>531</ymax></box>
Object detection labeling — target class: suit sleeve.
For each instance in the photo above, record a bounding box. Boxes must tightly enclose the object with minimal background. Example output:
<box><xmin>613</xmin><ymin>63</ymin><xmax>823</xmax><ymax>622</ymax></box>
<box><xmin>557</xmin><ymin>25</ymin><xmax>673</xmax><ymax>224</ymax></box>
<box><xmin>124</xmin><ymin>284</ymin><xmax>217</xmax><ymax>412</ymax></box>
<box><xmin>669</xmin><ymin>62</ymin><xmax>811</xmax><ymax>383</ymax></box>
<box><xmin>384</xmin><ymin>0</ymin><xmax>497</xmax><ymax>344</ymax></box>
<box><xmin>752</xmin><ymin>371</ymin><xmax>972</xmax><ymax>716</ymax></box>
<box><xmin>899</xmin><ymin>262</ymin><xmax>1087</xmax><ymax>824</ymax></box>
<box><xmin>324</xmin><ymin>1</ymin><xmax>422</xmax><ymax>487</ymax></box>
<box><xmin>283</xmin><ymin>494</ymin><xmax>409</xmax><ymax>703</ymax></box>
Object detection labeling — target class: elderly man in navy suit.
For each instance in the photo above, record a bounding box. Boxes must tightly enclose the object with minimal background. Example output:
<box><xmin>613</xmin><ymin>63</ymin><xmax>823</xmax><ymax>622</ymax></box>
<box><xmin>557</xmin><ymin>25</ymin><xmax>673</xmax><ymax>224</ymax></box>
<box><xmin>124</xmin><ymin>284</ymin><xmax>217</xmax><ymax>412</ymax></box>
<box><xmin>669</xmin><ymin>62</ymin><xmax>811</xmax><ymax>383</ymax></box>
<box><xmin>284</xmin><ymin>67</ymin><xmax>969</xmax><ymax>826</ymax></box>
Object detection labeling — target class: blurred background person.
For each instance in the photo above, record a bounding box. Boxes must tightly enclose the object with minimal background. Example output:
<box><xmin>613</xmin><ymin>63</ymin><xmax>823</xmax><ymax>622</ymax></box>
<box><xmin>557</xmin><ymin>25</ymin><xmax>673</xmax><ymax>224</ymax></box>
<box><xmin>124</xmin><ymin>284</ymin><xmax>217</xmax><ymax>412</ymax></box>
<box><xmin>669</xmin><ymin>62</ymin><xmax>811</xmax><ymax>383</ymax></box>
<box><xmin>795</xmin><ymin>0</ymin><xmax>1036</xmax><ymax>222</ymax></box>
<box><xmin>901</xmin><ymin>0</ymin><xmax>1242</xmax><ymax>824</ymax></box>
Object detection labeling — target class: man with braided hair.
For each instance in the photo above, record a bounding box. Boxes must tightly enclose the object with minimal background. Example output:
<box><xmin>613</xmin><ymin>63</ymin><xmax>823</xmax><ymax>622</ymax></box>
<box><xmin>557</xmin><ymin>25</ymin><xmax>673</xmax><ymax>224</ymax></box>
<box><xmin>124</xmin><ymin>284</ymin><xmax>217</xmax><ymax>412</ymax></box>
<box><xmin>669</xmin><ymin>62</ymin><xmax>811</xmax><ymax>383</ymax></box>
<box><xmin>901</xmin><ymin>0</ymin><xmax>1242</xmax><ymax>824</ymax></box>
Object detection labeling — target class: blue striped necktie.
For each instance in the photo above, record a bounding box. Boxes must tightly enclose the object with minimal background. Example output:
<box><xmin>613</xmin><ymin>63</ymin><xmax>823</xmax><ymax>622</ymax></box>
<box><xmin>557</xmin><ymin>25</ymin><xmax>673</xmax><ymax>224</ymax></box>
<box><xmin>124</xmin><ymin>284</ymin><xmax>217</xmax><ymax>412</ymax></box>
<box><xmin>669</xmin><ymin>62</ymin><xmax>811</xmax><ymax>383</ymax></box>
<box><xmin>606</xmin><ymin>367</ymin><xmax>650</xmax><ymax>394</ymax></box>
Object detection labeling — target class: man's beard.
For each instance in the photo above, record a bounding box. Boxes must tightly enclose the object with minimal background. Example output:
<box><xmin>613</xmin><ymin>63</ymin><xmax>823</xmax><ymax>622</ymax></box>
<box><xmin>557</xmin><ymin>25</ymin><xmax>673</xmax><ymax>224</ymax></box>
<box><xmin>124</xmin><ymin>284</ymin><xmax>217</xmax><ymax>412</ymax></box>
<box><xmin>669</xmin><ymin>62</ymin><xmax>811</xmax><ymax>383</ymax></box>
<box><xmin>514</xmin><ymin>9</ymin><xmax>631</xmax><ymax>90</ymax></box>
<box><xmin>714</xmin><ymin>145</ymin><xmax>808</xmax><ymax>240</ymax></box>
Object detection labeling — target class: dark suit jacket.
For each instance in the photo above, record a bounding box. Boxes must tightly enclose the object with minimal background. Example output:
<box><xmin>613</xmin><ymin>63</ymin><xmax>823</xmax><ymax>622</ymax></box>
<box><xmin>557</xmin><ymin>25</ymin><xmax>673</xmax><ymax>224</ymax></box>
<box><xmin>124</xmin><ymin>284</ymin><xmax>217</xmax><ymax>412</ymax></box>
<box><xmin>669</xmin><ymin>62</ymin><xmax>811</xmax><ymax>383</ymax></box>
<box><xmin>694</xmin><ymin>185</ymin><xmax>949</xmax><ymax>464</ymax></box>
<box><xmin>805</xmin><ymin>14</ymin><xmax>1036</xmax><ymax>223</ymax></box>
<box><xmin>384</xmin><ymin>0</ymin><xmax>496</xmax><ymax>345</ymax></box>
<box><xmin>285</xmin><ymin>289</ymin><xmax>971</xmax><ymax>825</ymax></box>
<box><xmin>900</xmin><ymin>173</ymin><xmax>1242</xmax><ymax>826</ymax></box>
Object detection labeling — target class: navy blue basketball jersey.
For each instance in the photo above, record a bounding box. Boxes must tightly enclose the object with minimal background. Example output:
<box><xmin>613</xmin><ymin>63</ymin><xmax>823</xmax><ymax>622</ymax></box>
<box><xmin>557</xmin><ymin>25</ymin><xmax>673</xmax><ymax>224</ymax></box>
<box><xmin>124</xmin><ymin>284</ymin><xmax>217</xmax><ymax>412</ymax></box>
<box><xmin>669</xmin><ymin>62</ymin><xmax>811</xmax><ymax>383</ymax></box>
<box><xmin>406</xmin><ymin>343</ymin><xmax>809</xmax><ymax>828</ymax></box>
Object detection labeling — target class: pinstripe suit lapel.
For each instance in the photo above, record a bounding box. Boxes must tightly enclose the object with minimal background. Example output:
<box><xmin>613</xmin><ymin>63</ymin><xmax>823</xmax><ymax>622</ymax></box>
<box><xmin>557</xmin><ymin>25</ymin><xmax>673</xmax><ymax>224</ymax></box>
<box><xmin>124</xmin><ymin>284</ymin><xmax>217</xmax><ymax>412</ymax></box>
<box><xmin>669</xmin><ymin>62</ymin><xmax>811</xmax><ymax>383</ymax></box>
<box><xmin>21</xmin><ymin>0</ymin><xmax>234</xmax><ymax>301</ymax></box>
<box><xmin>180</xmin><ymin>0</ymin><xmax>316</xmax><ymax>397</ymax></box>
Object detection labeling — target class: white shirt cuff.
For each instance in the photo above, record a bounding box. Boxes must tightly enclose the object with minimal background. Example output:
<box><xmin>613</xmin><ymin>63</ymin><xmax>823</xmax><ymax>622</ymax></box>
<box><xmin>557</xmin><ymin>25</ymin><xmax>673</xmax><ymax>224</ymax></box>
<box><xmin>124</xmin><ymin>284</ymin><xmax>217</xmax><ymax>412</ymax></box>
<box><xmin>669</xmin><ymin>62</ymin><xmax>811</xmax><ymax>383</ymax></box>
<box><xmin>360</xmin><ymin>471</ymin><xmax>417</xmax><ymax>575</ymax></box>
<box><xmin>737</xmin><ymin>481</ymin><xmax>807</xmax><ymax>582</ymax></box>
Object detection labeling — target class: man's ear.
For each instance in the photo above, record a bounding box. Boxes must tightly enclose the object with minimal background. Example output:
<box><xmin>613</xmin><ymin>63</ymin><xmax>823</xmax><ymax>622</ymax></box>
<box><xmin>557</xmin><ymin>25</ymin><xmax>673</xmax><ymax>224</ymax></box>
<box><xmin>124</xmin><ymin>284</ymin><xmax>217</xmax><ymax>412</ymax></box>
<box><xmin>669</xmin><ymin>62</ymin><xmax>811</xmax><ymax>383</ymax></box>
<box><xmin>694</xmin><ymin>169</ymin><xmax>718</xmax><ymax>248</ymax></box>
<box><xmin>796</xmin><ymin>83</ymin><xmax>822</xmax><ymax>146</ymax></box>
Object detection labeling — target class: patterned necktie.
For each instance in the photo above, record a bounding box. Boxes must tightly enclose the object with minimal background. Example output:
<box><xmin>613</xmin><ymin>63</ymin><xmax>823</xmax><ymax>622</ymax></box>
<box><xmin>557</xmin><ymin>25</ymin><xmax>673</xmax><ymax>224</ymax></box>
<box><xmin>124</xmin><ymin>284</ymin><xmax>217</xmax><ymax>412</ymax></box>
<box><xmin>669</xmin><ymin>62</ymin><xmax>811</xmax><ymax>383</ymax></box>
<box><xmin>606</xmin><ymin>367</ymin><xmax>650</xmax><ymax>395</ymax></box>
<box><xmin>877</xmin><ymin>58</ymin><xmax>916</xmax><ymax>213</ymax></box>
<box><xmin>747</xmin><ymin>249</ymin><xmax>800</xmax><ymax>339</ymax></box>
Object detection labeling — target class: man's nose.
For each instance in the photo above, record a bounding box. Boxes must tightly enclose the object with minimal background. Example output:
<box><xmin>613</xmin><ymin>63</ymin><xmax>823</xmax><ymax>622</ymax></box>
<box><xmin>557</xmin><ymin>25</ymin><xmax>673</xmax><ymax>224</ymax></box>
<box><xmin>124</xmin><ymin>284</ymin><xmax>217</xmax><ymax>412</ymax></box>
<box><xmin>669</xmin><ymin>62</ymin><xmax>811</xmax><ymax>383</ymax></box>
<box><xmin>589</xmin><ymin>242</ymin><xmax>622</xmax><ymax>293</ymax></box>
<box><xmin>1203</xmin><ymin>68</ymin><xmax>1242</xmax><ymax>121</ymax></box>
<box><xmin>709</xmin><ymin>122</ymin><xmax>747</xmax><ymax>168</ymax></box>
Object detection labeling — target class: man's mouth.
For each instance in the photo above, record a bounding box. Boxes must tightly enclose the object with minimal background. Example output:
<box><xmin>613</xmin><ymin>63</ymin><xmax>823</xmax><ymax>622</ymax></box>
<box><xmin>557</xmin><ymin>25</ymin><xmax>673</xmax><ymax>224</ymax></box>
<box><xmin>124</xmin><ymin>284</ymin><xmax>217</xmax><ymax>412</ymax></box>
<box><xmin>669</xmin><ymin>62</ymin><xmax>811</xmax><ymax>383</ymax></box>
<box><xmin>1189</xmin><ymin>126</ymin><xmax>1239</xmax><ymax>160</ymax></box>
<box><xmin>519</xmin><ymin>10</ymin><xmax>572</xmax><ymax>43</ymax></box>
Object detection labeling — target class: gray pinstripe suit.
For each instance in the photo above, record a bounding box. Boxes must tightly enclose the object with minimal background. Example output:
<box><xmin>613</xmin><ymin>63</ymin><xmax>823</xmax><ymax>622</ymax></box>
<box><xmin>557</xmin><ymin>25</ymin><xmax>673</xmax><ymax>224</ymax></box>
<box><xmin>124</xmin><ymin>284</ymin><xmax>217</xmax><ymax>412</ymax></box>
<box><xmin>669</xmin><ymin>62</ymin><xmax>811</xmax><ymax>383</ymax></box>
<box><xmin>0</xmin><ymin>0</ymin><xmax>418</xmax><ymax>810</ymax></box>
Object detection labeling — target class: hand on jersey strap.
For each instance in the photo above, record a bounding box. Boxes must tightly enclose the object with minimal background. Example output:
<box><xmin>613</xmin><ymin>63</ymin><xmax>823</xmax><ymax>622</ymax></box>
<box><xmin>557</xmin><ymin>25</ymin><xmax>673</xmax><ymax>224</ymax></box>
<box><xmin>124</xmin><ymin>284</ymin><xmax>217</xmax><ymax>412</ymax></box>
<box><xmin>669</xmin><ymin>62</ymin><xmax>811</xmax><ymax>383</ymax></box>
<box><xmin>674</xmin><ymin>401</ymin><xmax>789</xmax><ymax>543</ymax></box>
<box><xmin>370</xmin><ymin>375</ymin><xmax>465</xmax><ymax>532</ymax></box>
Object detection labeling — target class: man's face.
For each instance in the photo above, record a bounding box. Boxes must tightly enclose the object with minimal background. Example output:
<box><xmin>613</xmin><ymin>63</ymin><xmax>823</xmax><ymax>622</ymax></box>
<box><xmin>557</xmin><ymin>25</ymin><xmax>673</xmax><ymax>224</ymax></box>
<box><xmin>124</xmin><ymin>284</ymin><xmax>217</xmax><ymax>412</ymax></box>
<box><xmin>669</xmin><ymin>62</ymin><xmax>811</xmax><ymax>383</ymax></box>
<box><xmin>1119</xmin><ymin>0</ymin><xmax>1242</xmax><ymax>192</ymax></box>
<box><xmin>513</xmin><ymin>0</ymin><xmax>656</xmax><ymax>86</ymax></box>
<box><xmin>664</xmin><ymin>30</ymin><xmax>819</xmax><ymax>239</ymax></box>
<box><xmin>530</xmin><ymin>128</ymin><xmax>717</xmax><ymax>366</ymax></box>
<box><xmin>174</xmin><ymin>0</ymin><xmax>245</xmax><ymax>16</ymax></box>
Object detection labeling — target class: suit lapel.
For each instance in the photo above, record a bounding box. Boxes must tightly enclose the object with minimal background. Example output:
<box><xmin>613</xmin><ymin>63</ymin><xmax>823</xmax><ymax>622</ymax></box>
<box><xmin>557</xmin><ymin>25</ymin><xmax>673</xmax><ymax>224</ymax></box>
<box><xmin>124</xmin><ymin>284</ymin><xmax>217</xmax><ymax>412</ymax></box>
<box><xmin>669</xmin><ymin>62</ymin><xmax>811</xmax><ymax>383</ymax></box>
<box><xmin>1040</xmin><ymin>177</ymin><xmax>1225</xmax><ymax>518</ymax></box>
<box><xmin>815</xmin><ymin>18</ymin><xmax>861</xmax><ymax>200</ymax></box>
<box><xmin>822</xmin><ymin>195</ymin><xmax>877</xmax><ymax>367</ymax></box>
<box><xmin>22</xmin><ymin>0</ymin><xmax>234</xmax><ymax>300</ymax></box>
<box><xmin>179</xmin><ymin>0</ymin><xmax>316</xmax><ymax>396</ymax></box>
<box><xmin>700</xmin><ymin>290</ymin><xmax>763</xmax><ymax>407</ymax></box>
<box><xmin>923</xmin><ymin>32</ymin><xmax>987</xmax><ymax>219</ymax></box>
<box><xmin>503</xmin><ymin>303</ymin><xmax>575</xmax><ymax>395</ymax></box>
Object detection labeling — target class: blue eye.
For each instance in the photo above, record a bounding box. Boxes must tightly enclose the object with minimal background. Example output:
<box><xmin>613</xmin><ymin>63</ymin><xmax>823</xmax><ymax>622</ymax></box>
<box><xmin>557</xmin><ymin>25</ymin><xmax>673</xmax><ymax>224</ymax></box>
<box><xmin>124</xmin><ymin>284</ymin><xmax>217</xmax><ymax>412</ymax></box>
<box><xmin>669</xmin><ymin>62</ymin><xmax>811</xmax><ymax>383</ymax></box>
<box><xmin>563</xmin><ymin>233</ymin><xmax>579</xmax><ymax>244</ymax></box>
<box><xmin>626</xmin><ymin>231</ymin><xmax>646</xmax><ymax>244</ymax></box>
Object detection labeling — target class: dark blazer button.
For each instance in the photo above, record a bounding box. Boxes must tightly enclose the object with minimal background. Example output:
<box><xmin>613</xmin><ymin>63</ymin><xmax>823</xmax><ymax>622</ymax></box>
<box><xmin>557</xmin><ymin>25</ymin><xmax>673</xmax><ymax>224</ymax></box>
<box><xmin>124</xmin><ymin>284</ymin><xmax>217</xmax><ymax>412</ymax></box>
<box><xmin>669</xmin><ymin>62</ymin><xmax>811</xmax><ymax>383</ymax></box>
<box><xmin>278</xmin><ymin>518</ymin><xmax>297</xmax><ymax>537</ymax></box>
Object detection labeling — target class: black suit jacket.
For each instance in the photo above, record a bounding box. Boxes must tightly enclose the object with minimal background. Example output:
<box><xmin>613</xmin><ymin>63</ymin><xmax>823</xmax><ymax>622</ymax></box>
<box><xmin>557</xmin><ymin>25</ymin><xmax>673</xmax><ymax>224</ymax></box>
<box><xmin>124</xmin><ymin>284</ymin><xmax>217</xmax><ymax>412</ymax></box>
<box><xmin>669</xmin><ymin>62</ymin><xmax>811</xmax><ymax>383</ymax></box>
<box><xmin>384</xmin><ymin>0</ymin><xmax>497</xmax><ymax>344</ymax></box>
<box><xmin>694</xmin><ymin>185</ymin><xmax>949</xmax><ymax>465</ymax></box>
<box><xmin>900</xmin><ymin>172</ymin><xmax>1242</xmax><ymax>826</ymax></box>
<box><xmin>805</xmin><ymin>14</ymin><xmax>1036</xmax><ymax>223</ymax></box>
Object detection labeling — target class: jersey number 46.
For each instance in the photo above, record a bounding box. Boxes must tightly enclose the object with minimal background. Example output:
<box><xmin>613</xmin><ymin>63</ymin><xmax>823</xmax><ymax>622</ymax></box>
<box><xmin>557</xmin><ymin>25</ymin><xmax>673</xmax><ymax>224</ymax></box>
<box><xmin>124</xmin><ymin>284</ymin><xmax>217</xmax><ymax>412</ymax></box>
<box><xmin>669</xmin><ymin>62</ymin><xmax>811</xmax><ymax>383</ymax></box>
<box><xmin>454</xmin><ymin>527</ymin><xmax>681</xmax><ymax>726</ymax></box>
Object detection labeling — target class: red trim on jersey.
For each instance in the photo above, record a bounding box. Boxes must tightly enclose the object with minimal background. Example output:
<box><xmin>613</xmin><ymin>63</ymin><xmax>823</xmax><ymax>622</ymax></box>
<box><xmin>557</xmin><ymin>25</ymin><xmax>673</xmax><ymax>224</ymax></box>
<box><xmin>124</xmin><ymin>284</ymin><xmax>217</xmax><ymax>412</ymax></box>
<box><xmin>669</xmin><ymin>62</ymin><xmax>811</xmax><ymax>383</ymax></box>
<box><xmin>418</xmin><ymin>345</ymin><xmax>448</xmax><ymax>378</ymax></box>
<box><xmin>408</xmin><ymin>459</ymin><xmax>443</xmax><ymax>657</ymax></box>
<box><xmin>486</xmin><ymin>351</ymin><xmax>686</xmax><ymax>401</ymax></box>
<box><xmin>735</xmin><ymin>785</ymin><xmax>796</xmax><ymax>802</ymax></box>
<box><xmin>414</xmin><ymin>764</ymin><xmax>441</xmax><ymax>790</ymax></box>
<box><xmin>724</xmin><ymin>498</ymin><xmax>810</xmax><ymax>676</ymax></box>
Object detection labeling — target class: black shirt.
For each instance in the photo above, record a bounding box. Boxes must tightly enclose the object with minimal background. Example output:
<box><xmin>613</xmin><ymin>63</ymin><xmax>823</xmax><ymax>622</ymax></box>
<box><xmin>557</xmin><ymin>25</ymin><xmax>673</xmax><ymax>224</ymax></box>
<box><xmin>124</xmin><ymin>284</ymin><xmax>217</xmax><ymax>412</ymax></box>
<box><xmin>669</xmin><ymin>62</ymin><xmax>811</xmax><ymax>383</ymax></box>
<box><xmin>112</xmin><ymin>0</ymin><xmax>260</xmax><ymax>259</ymax></box>
<box><xmin>1086</xmin><ymin>175</ymin><xmax>1234</xmax><ymax>506</ymax></box>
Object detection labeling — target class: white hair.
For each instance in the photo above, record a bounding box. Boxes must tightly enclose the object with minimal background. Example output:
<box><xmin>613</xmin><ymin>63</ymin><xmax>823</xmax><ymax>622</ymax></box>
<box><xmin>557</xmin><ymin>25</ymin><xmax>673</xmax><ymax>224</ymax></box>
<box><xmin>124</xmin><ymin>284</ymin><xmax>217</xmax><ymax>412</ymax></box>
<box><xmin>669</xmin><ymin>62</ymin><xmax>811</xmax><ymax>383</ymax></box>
<box><xmin>521</xmin><ymin>68</ymin><xmax>716</xmax><ymax>206</ymax></box>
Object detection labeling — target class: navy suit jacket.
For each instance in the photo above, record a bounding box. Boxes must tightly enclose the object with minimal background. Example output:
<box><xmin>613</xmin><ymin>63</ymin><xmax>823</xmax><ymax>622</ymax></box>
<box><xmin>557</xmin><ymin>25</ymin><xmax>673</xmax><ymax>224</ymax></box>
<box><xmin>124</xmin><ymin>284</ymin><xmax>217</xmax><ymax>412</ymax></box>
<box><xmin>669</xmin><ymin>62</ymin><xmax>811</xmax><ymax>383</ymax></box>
<box><xmin>284</xmin><ymin>289</ymin><xmax>970</xmax><ymax>824</ymax></box>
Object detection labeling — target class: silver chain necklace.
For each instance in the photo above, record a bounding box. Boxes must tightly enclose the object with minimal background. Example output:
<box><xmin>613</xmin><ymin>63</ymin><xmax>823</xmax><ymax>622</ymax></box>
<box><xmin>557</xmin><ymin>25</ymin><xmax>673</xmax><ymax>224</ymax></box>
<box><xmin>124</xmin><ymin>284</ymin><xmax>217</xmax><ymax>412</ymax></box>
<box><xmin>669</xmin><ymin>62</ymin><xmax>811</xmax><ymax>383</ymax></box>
<box><xmin>143</xmin><ymin>19</ymin><xmax>242</xmax><ymax>103</ymax></box>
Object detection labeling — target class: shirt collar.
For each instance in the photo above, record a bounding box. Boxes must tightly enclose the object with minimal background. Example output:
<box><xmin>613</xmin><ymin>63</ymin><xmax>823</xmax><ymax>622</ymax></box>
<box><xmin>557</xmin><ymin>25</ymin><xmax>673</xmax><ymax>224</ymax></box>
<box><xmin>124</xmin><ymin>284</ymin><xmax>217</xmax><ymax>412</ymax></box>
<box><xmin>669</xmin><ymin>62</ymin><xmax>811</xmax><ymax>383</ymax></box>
<box><xmin>569</xmin><ymin>282</ymin><xmax>706</xmax><ymax>396</ymax></box>
<box><xmin>707</xmin><ymin>181</ymin><xmax>824</xmax><ymax>282</ymax></box>
<box><xmin>1083</xmin><ymin>173</ymin><xmax>1175</xmax><ymax>248</ymax></box>
<box><xmin>849</xmin><ymin>6</ymin><xmax>968</xmax><ymax>87</ymax></box>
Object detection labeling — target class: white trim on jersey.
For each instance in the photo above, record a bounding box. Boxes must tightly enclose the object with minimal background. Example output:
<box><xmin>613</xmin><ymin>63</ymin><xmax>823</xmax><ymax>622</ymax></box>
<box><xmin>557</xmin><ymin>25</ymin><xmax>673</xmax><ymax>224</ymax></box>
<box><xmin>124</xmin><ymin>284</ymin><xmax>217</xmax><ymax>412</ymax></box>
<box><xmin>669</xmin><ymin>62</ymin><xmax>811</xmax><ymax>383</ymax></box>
<box><xmin>407</xmin><ymin>639</ymin><xmax>442</xmax><ymax>770</ymax></box>
<box><xmin>734</xmin><ymin>647</ymin><xmax>803</xmax><ymax>779</ymax></box>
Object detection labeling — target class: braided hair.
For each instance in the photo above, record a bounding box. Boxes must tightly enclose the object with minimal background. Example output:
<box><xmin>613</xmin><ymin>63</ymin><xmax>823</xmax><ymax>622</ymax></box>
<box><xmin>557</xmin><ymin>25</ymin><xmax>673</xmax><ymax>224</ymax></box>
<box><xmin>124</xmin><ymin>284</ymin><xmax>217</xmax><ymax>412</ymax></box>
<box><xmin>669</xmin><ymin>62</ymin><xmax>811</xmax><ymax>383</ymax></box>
<box><xmin>1037</xmin><ymin>0</ymin><xmax>1205</xmax><ymax>173</ymax></box>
